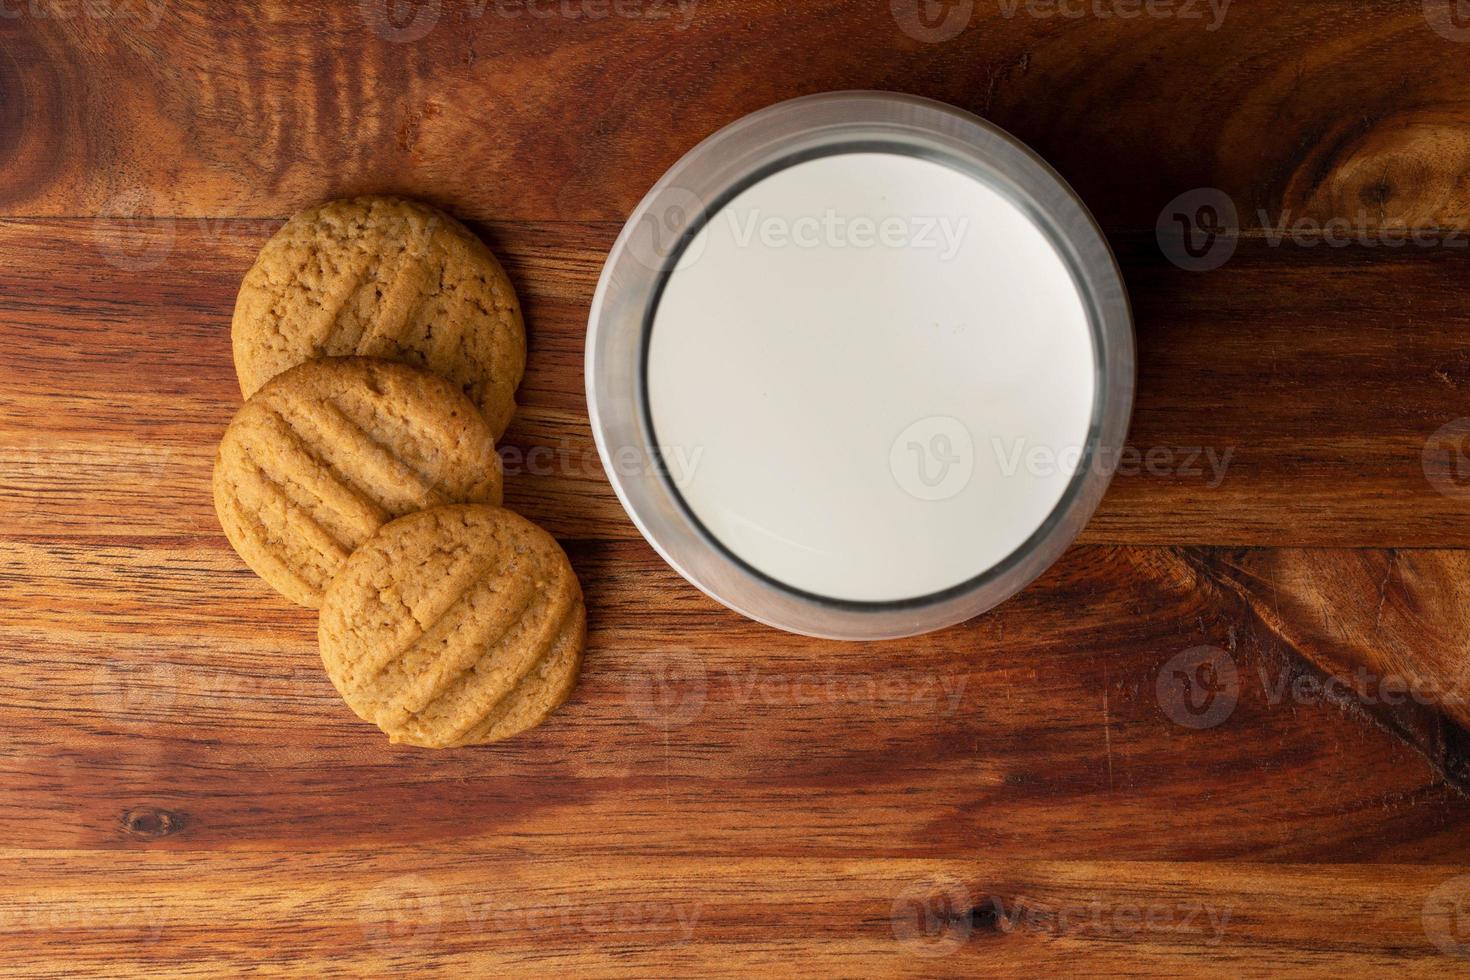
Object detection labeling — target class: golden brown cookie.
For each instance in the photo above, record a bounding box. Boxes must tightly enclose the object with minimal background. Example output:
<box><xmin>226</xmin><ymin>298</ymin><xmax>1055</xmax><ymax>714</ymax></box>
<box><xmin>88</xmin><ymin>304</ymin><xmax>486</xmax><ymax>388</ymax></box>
<box><xmin>318</xmin><ymin>505</ymin><xmax>586</xmax><ymax>748</ymax></box>
<box><xmin>213</xmin><ymin>357</ymin><xmax>503</xmax><ymax>608</ymax></box>
<box><xmin>231</xmin><ymin>196</ymin><xmax>526</xmax><ymax>438</ymax></box>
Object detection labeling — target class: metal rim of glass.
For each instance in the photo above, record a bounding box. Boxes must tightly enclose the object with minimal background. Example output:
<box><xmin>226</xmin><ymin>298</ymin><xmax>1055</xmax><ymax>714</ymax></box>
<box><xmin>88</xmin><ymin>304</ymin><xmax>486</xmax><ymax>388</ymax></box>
<box><xmin>586</xmin><ymin>91</ymin><xmax>1135</xmax><ymax>640</ymax></box>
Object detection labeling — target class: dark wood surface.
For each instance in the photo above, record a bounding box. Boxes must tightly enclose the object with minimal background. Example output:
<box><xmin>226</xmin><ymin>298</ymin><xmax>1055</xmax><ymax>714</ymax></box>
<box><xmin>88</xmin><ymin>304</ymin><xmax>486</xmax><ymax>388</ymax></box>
<box><xmin>5</xmin><ymin>1</ymin><xmax>1470</xmax><ymax>975</ymax></box>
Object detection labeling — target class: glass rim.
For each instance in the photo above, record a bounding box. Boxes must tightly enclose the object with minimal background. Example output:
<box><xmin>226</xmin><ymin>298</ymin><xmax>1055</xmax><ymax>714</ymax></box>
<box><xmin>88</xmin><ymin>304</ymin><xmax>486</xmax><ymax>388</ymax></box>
<box><xmin>586</xmin><ymin>91</ymin><xmax>1135</xmax><ymax>640</ymax></box>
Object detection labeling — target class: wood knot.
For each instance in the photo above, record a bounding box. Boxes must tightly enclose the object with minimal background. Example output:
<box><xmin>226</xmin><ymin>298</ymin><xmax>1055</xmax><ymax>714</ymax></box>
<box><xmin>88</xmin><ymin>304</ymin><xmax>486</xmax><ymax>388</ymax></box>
<box><xmin>1358</xmin><ymin>175</ymin><xmax>1394</xmax><ymax>209</ymax></box>
<box><xmin>970</xmin><ymin>898</ymin><xmax>1003</xmax><ymax>932</ymax></box>
<box><xmin>1284</xmin><ymin>108</ymin><xmax>1470</xmax><ymax>231</ymax></box>
<box><xmin>119</xmin><ymin>806</ymin><xmax>187</xmax><ymax>840</ymax></box>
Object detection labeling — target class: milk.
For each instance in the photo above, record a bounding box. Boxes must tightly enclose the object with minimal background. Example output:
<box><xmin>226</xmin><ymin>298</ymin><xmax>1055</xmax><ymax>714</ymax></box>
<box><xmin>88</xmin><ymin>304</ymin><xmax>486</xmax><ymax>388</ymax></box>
<box><xmin>646</xmin><ymin>152</ymin><xmax>1095</xmax><ymax>603</ymax></box>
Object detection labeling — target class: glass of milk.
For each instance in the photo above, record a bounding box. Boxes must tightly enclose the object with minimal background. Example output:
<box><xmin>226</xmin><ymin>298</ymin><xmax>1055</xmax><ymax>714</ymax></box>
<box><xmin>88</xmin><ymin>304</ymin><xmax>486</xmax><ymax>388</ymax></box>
<box><xmin>588</xmin><ymin>92</ymin><xmax>1134</xmax><ymax>639</ymax></box>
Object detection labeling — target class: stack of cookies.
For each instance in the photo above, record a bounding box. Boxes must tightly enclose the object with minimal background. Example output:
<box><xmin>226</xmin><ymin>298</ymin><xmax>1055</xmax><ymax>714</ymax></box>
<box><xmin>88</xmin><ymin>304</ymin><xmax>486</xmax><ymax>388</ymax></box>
<box><xmin>213</xmin><ymin>197</ymin><xmax>586</xmax><ymax>748</ymax></box>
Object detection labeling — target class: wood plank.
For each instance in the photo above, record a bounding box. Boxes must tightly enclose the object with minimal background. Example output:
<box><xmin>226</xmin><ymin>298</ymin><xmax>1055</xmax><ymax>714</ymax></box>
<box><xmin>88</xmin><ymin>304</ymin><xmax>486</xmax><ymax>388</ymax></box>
<box><xmin>1</xmin><ymin>853</ymin><xmax>1465</xmax><ymax>976</ymax></box>
<box><xmin>1208</xmin><ymin>548</ymin><xmax>1470</xmax><ymax>785</ymax></box>
<box><xmin>4</xmin><ymin>1</ymin><xmax>1470</xmax><ymax>233</ymax></box>
<box><xmin>7</xmin><ymin>6</ymin><xmax>1470</xmax><ymax>972</ymax></box>
<box><xmin>4</xmin><ymin>220</ymin><xmax>1469</xmax><ymax>547</ymax></box>
<box><xmin>3</xmin><ymin>538</ymin><xmax>1469</xmax><ymax>859</ymax></box>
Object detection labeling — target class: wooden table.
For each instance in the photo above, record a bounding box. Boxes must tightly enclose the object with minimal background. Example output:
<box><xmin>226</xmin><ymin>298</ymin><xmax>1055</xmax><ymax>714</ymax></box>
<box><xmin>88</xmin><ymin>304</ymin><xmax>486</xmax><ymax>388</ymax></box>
<box><xmin>6</xmin><ymin>1</ymin><xmax>1470</xmax><ymax>974</ymax></box>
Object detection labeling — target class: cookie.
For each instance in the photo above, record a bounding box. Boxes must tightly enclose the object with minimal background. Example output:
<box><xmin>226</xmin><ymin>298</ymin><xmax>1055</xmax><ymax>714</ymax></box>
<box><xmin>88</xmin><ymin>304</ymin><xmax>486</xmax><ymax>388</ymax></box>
<box><xmin>231</xmin><ymin>196</ymin><xmax>526</xmax><ymax>438</ymax></box>
<box><xmin>213</xmin><ymin>357</ymin><xmax>503</xmax><ymax>608</ymax></box>
<box><xmin>318</xmin><ymin>505</ymin><xmax>586</xmax><ymax>748</ymax></box>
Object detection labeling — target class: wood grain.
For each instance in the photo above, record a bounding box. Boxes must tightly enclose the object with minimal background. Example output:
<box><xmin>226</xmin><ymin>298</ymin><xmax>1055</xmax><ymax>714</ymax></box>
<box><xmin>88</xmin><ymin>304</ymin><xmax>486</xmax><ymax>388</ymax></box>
<box><xmin>5</xmin><ymin>1</ymin><xmax>1470</xmax><ymax>974</ymax></box>
<box><xmin>3</xmin><ymin>854</ymin><xmax>1467</xmax><ymax>977</ymax></box>
<box><xmin>7</xmin><ymin>538</ymin><xmax>1470</xmax><ymax>857</ymax></box>
<box><xmin>6</xmin><ymin>221</ymin><xmax>1470</xmax><ymax>547</ymax></box>
<box><xmin>1207</xmin><ymin>548</ymin><xmax>1470</xmax><ymax>789</ymax></box>
<box><xmin>7</xmin><ymin>0</ymin><xmax>1470</xmax><ymax>237</ymax></box>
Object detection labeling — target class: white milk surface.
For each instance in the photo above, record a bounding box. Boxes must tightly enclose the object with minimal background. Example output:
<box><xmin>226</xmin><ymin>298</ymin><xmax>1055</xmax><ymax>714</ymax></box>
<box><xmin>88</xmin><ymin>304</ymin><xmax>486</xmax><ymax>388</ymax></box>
<box><xmin>646</xmin><ymin>152</ymin><xmax>1095</xmax><ymax>603</ymax></box>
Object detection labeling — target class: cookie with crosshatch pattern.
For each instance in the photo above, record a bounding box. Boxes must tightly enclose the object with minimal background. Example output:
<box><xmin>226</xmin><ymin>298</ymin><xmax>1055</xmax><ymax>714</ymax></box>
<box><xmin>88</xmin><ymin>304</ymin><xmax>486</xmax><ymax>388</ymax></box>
<box><xmin>318</xmin><ymin>505</ymin><xmax>586</xmax><ymax>748</ymax></box>
<box><xmin>212</xmin><ymin>357</ymin><xmax>503</xmax><ymax>608</ymax></box>
<box><xmin>231</xmin><ymin>196</ymin><xmax>526</xmax><ymax>438</ymax></box>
